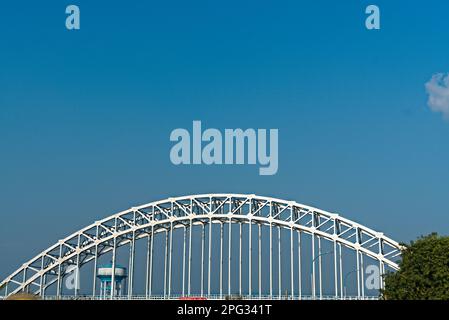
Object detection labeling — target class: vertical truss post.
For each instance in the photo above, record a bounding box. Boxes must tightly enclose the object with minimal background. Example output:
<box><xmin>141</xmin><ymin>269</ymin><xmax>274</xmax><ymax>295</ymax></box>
<box><xmin>168</xmin><ymin>223</ymin><xmax>173</xmax><ymax>298</ymax></box>
<box><xmin>380</xmin><ymin>261</ymin><xmax>385</xmax><ymax>292</ymax></box>
<box><xmin>128</xmin><ymin>231</ymin><xmax>135</xmax><ymax>299</ymax></box>
<box><xmin>57</xmin><ymin>244</ymin><xmax>62</xmax><ymax>298</ymax></box>
<box><xmin>298</xmin><ymin>230</ymin><xmax>302</xmax><ymax>299</ymax></box>
<box><xmin>145</xmin><ymin>233</ymin><xmax>150</xmax><ymax>298</ymax></box>
<box><xmin>333</xmin><ymin>240</ymin><xmax>338</xmax><ymax>299</ymax></box>
<box><xmin>378</xmin><ymin>238</ymin><xmax>384</xmax><ymax>292</ymax></box>
<box><xmin>258</xmin><ymin>223</ymin><xmax>262</xmax><ymax>299</ymax></box>
<box><xmin>163</xmin><ymin>229</ymin><xmax>168</xmax><ymax>298</ymax></box>
<box><xmin>318</xmin><ymin>236</ymin><xmax>322</xmax><ymax>300</ymax></box>
<box><xmin>278</xmin><ymin>226</ymin><xmax>281</xmax><ymax>299</ymax></box>
<box><xmin>311</xmin><ymin>211</ymin><xmax>317</xmax><ymax>299</ymax></box>
<box><xmin>269</xmin><ymin>203</ymin><xmax>273</xmax><ymax>299</ymax></box>
<box><xmin>249</xmin><ymin>220</ymin><xmax>252</xmax><ymax>297</ymax></box>
<box><xmin>148</xmin><ymin>222</ymin><xmax>155</xmax><ymax>298</ymax></box>
<box><xmin>39</xmin><ymin>257</ymin><xmax>45</xmax><ymax>297</ymax></box>
<box><xmin>208</xmin><ymin>218</ymin><xmax>212</xmax><ymax>297</ymax></box>
<box><xmin>333</xmin><ymin>219</ymin><xmax>339</xmax><ymax>300</ymax></box>
<box><xmin>92</xmin><ymin>245</ymin><xmax>98</xmax><ymax>298</ymax></box>
<box><xmin>269</xmin><ymin>221</ymin><xmax>273</xmax><ymax>298</ymax></box>
<box><xmin>356</xmin><ymin>227</ymin><xmax>361</xmax><ymax>299</ymax></box>
<box><xmin>23</xmin><ymin>268</ymin><xmax>28</xmax><ymax>293</ymax></box>
<box><xmin>220</xmin><ymin>222</ymin><xmax>223</xmax><ymax>298</ymax></box>
<box><xmin>111</xmin><ymin>235</ymin><xmax>117</xmax><ymax>299</ymax></box>
<box><xmin>228</xmin><ymin>216</ymin><xmax>232</xmax><ymax>297</ymax></box>
<box><xmin>42</xmin><ymin>274</ymin><xmax>47</xmax><ymax>298</ymax></box>
<box><xmin>290</xmin><ymin>226</ymin><xmax>294</xmax><ymax>298</ymax></box>
<box><xmin>201</xmin><ymin>223</ymin><xmax>205</xmax><ymax>297</ymax></box>
<box><xmin>360</xmin><ymin>253</ymin><xmax>365</xmax><ymax>299</ymax></box>
<box><xmin>356</xmin><ymin>250</ymin><xmax>361</xmax><ymax>299</ymax></box>
<box><xmin>239</xmin><ymin>222</ymin><xmax>242</xmax><ymax>297</ymax></box>
<box><xmin>290</xmin><ymin>207</ymin><xmax>294</xmax><ymax>298</ymax></box>
<box><xmin>311</xmin><ymin>233</ymin><xmax>316</xmax><ymax>299</ymax></box>
<box><xmin>220</xmin><ymin>203</ymin><xmax>224</xmax><ymax>299</ymax></box>
<box><xmin>182</xmin><ymin>225</ymin><xmax>186</xmax><ymax>296</ymax></box>
<box><xmin>188</xmin><ymin>218</ymin><xmax>193</xmax><ymax>296</ymax></box>
<box><xmin>339</xmin><ymin>243</ymin><xmax>343</xmax><ymax>299</ymax></box>
<box><xmin>92</xmin><ymin>225</ymin><xmax>99</xmax><ymax>298</ymax></box>
<box><xmin>75</xmin><ymin>234</ymin><xmax>81</xmax><ymax>298</ymax></box>
<box><xmin>45</xmin><ymin>275</ymin><xmax>50</xmax><ymax>297</ymax></box>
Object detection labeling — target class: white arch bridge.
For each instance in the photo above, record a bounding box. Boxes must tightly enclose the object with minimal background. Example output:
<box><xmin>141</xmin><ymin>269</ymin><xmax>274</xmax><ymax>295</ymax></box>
<box><xmin>0</xmin><ymin>194</ymin><xmax>402</xmax><ymax>300</ymax></box>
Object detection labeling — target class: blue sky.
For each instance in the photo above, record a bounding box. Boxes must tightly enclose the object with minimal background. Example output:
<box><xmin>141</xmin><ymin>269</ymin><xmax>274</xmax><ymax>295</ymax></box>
<box><xmin>1</xmin><ymin>0</ymin><xmax>449</xmax><ymax>280</ymax></box>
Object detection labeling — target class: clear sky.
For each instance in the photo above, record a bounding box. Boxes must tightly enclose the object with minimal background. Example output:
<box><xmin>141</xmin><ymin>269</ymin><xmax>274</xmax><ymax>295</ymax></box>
<box><xmin>1</xmin><ymin>0</ymin><xmax>449</xmax><ymax>281</ymax></box>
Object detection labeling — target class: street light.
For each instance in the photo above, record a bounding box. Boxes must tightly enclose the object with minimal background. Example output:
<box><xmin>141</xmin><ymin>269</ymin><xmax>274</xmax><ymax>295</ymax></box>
<box><xmin>343</xmin><ymin>269</ymin><xmax>359</xmax><ymax>299</ymax></box>
<box><xmin>311</xmin><ymin>250</ymin><xmax>333</xmax><ymax>300</ymax></box>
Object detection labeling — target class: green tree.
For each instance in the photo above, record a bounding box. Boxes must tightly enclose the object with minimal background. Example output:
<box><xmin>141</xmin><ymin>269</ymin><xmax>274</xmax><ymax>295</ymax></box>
<box><xmin>382</xmin><ymin>233</ymin><xmax>449</xmax><ymax>300</ymax></box>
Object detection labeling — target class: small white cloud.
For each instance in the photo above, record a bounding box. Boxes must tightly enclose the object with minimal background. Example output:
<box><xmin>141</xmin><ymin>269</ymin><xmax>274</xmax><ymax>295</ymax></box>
<box><xmin>425</xmin><ymin>73</ymin><xmax>449</xmax><ymax>120</ymax></box>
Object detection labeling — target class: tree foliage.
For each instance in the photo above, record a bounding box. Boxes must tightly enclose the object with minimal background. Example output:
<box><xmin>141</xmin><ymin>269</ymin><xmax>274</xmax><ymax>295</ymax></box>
<box><xmin>383</xmin><ymin>233</ymin><xmax>449</xmax><ymax>300</ymax></box>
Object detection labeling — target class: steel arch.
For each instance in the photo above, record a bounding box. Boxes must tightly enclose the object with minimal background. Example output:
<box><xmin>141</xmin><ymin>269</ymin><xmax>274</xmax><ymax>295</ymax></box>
<box><xmin>0</xmin><ymin>194</ymin><xmax>402</xmax><ymax>299</ymax></box>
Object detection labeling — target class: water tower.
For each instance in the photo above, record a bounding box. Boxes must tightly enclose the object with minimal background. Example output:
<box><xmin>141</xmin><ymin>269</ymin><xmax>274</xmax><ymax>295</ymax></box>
<box><xmin>97</xmin><ymin>263</ymin><xmax>127</xmax><ymax>298</ymax></box>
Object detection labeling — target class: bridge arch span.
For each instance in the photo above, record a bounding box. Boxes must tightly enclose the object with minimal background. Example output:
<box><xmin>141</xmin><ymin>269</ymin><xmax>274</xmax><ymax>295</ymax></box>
<box><xmin>0</xmin><ymin>194</ymin><xmax>402</xmax><ymax>300</ymax></box>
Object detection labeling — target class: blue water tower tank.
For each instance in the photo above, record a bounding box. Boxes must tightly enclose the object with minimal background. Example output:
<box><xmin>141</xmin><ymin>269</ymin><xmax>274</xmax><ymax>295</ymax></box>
<box><xmin>97</xmin><ymin>262</ymin><xmax>127</xmax><ymax>298</ymax></box>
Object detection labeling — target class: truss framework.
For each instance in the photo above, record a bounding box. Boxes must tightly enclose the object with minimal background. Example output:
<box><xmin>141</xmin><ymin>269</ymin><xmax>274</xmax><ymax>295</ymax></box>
<box><xmin>0</xmin><ymin>194</ymin><xmax>402</xmax><ymax>299</ymax></box>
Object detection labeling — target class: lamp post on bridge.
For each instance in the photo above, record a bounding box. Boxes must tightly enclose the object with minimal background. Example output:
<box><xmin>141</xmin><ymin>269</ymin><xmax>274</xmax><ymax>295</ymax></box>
<box><xmin>343</xmin><ymin>269</ymin><xmax>359</xmax><ymax>300</ymax></box>
<box><xmin>311</xmin><ymin>250</ymin><xmax>333</xmax><ymax>300</ymax></box>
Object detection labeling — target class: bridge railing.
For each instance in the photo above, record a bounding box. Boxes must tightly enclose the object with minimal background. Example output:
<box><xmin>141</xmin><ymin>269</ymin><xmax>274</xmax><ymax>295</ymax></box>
<box><xmin>39</xmin><ymin>295</ymin><xmax>379</xmax><ymax>301</ymax></box>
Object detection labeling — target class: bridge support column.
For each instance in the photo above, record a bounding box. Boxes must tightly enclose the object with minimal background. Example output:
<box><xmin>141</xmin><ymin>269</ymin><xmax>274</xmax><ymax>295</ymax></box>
<box><xmin>228</xmin><ymin>216</ymin><xmax>232</xmax><ymax>297</ymax></box>
<box><xmin>111</xmin><ymin>236</ymin><xmax>117</xmax><ymax>299</ymax></box>
<box><xmin>248</xmin><ymin>220</ymin><xmax>252</xmax><ymax>298</ymax></box>
<box><xmin>360</xmin><ymin>252</ymin><xmax>365</xmax><ymax>299</ymax></box>
<box><xmin>201</xmin><ymin>224</ymin><xmax>205</xmax><ymax>297</ymax></box>
<box><xmin>169</xmin><ymin>223</ymin><xmax>173</xmax><ymax>298</ymax></box>
<box><xmin>379</xmin><ymin>239</ymin><xmax>385</xmax><ymax>293</ymax></box>
<box><xmin>145</xmin><ymin>224</ymin><xmax>154</xmax><ymax>298</ymax></box>
<box><xmin>182</xmin><ymin>226</ymin><xmax>186</xmax><ymax>296</ymax></box>
<box><xmin>311</xmin><ymin>233</ymin><xmax>316</xmax><ymax>299</ymax></box>
<box><xmin>188</xmin><ymin>218</ymin><xmax>193</xmax><ymax>296</ymax></box>
<box><xmin>258</xmin><ymin>224</ymin><xmax>262</xmax><ymax>299</ymax></box>
<box><xmin>333</xmin><ymin>240</ymin><xmax>338</xmax><ymax>299</ymax></box>
<box><xmin>92</xmin><ymin>242</ymin><xmax>98</xmax><ymax>298</ymax></box>
<box><xmin>269</xmin><ymin>221</ymin><xmax>273</xmax><ymax>298</ymax></box>
<box><xmin>208</xmin><ymin>218</ymin><xmax>212</xmax><ymax>296</ymax></box>
<box><xmin>163</xmin><ymin>230</ymin><xmax>168</xmax><ymax>298</ymax></box>
<box><xmin>379</xmin><ymin>261</ymin><xmax>385</xmax><ymax>292</ymax></box>
<box><xmin>290</xmin><ymin>225</ymin><xmax>293</xmax><ymax>299</ymax></box>
<box><xmin>57</xmin><ymin>244</ymin><xmax>62</xmax><ymax>299</ymax></box>
<box><xmin>128</xmin><ymin>231</ymin><xmax>135</xmax><ymax>299</ymax></box>
<box><xmin>318</xmin><ymin>236</ymin><xmax>322</xmax><ymax>300</ymax></box>
<box><xmin>42</xmin><ymin>275</ymin><xmax>47</xmax><ymax>298</ymax></box>
<box><xmin>278</xmin><ymin>226</ymin><xmax>281</xmax><ymax>299</ymax></box>
<box><xmin>339</xmin><ymin>243</ymin><xmax>343</xmax><ymax>299</ymax></box>
<box><xmin>220</xmin><ymin>222</ymin><xmax>223</xmax><ymax>298</ymax></box>
<box><xmin>239</xmin><ymin>222</ymin><xmax>242</xmax><ymax>297</ymax></box>
<box><xmin>75</xmin><ymin>235</ymin><xmax>80</xmax><ymax>298</ymax></box>
<box><xmin>39</xmin><ymin>256</ymin><xmax>44</xmax><ymax>297</ymax></box>
<box><xmin>297</xmin><ymin>230</ymin><xmax>302</xmax><ymax>299</ymax></box>
<box><xmin>356</xmin><ymin>250</ymin><xmax>361</xmax><ymax>299</ymax></box>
